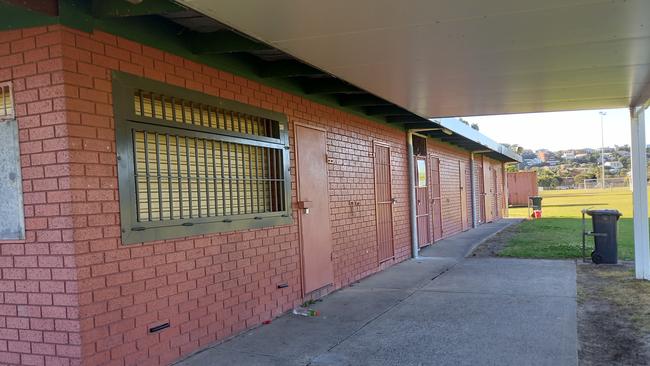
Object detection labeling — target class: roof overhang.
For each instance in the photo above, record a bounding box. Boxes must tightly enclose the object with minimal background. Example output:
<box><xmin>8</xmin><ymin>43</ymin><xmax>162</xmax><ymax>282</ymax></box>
<box><xmin>0</xmin><ymin>0</ymin><xmax>531</xmax><ymax>161</ymax></box>
<box><xmin>178</xmin><ymin>0</ymin><xmax>650</xmax><ymax>118</ymax></box>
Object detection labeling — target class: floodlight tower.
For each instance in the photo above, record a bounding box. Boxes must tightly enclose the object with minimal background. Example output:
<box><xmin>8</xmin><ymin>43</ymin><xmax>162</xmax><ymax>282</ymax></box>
<box><xmin>600</xmin><ymin>111</ymin><xmax>607</xmax><ymax>188</ymax></box>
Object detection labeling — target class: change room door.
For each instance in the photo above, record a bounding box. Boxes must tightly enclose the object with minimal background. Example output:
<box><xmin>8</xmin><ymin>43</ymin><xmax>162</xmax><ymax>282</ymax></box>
<box><xmin>415</xmin><ymin>157</ymin><xmax>432</xmax><ymax>247</ymax></box>
<box><xmin>373</xmin><ymin>142</ymin><xmax>395</xmax><ymax>262</ymax></box>
<box><xmin>430</xmin><ymin>156</ymin><xmax>443</xmax><ymax>241</ymax></box>
<box><xmin>295</xmin><ymin>124</ymin><xmax>334</xmax><ymax>294</ymax></box>
<box><xmin>460</xmin><ymin>161</ymin><xmax>469</xmax><ymax>231</ymax></box>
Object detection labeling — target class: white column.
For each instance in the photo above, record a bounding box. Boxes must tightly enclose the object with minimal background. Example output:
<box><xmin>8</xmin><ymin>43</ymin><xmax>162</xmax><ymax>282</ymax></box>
<box><xmin>630</xmin><ymin>106</ymin><xmax>650</xmax><ymax>280</ymax></box>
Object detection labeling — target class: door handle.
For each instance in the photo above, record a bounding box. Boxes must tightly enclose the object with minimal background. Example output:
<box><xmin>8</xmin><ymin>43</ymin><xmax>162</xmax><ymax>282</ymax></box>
<box><xmin>391</xmin><ymin>198</ymin><xmax>397</xmax><ymax>204</ymax></box>
<box><xmin>298</xmin><ymin>200</ymin><xmax>312</xmax><ymax>214</ymax></box>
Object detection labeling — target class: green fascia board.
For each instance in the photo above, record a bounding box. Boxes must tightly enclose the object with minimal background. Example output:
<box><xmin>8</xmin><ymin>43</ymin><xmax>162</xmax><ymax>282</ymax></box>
<box><xmin>91</xmin><ymin>0</ymin><xmax>186</xmax><ymax>18</ymax></box>
<box><xmin>260</xmin><ymin>60</ymin><xmax>326</xmax><ymax>78</ymax></box>
<box><xmin>0</xmin><ymin>0</ymin><xmax>59</xmax><ymax>30</ymax></box>
<box><xmin>364</xmin><ymin>105</ymin><xmax>408</xmax><ymax>116</ymax></box>
<box><xmin>338</xmin><ymin>94</ymin><xmax>391</xmax><ymax>107</ymax></box>
<box><xmin>185</xmin><ymin>30</ymin><xmax>272</xmax><ymax>54</ymax></box>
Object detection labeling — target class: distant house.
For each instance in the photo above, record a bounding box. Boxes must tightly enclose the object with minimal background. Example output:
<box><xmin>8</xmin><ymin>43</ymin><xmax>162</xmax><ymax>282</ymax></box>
<box><xmin>536</xmin><ymin>149</ymin><xmax>552</xmax><ymax>162</ymax></box>
<box><xmin>605</xmin><ymin>161</ymin><xmax>624</xmax><ymax>170</ymax></box>
<box><xmin>562</xmin><ymin>151</ymin><xmax>576</xmax><ymax>160</ymax></box>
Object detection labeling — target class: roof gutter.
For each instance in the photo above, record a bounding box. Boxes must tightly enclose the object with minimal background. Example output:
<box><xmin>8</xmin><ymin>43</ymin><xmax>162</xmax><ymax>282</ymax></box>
<box><xmin>432</xmin><ymin>118</ymin><xmax>522</xmax><ymax>163</ymax></box>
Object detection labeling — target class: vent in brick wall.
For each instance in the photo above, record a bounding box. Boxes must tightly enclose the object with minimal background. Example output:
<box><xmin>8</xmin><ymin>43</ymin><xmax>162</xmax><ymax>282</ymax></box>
<box><xmin>0</xmin><ymin>82</ymin><xmax>14</xmax><ymax>121</ymax></box>
<box><xmin>134</xmin><ymin>90</ymin><xmax>280</xmax><ymax>138</ymax></box>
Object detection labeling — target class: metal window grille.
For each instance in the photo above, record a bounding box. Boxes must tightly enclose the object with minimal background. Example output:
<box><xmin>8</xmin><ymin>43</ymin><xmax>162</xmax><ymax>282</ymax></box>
<box><xmin>133</xmin><ymin>130</ymin><xmax>285</xmax><ymax>222</ymax></box>
<box><xmin>133</xmin><ymin>91</ymin><xmax>279</xmax><ymax>139</ymax></box>
<box><xmin>113</xmin><ymin>73</ymin><xmax>291</xmax><ymax>244</ymax></box>
<box><xmin>0</xmin><ymin>82</ymin><xmax>14</xmax><ymax>121</ymax></box>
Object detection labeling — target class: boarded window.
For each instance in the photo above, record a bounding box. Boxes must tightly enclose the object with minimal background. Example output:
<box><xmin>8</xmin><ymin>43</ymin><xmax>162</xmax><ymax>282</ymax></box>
<box><xmin>0</xmin><ymin>118</ymin><xmax>25</xmax><ymax>240</ymax></box>
<box><xmin>113</xmin><ymin>73</ymin><xmax>291</xmax><ymax>244</ymax></box>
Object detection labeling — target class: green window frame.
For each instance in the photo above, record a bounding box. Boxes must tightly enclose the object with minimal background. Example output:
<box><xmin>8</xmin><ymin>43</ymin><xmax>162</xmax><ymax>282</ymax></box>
<box><xmin>113</xmin><ymin>72</ymin><xmax>292</xmax><ymax>244</ymax></box>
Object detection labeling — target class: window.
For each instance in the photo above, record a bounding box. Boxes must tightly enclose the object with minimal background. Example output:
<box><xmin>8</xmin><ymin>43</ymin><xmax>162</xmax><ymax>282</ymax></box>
<box><xmin>0</xmin><ymin>82</ymin><xmax>14</xmax><ymax>121</ymax></box>
<box><xmin>113</xmin><ymin>72</ymin><xmax>291</xmax><ymax>244</ymax></box>
<box><xmin>0</xmin><ymin>82</ymin><xmax>24</xmax><ymax>240</ymax></box>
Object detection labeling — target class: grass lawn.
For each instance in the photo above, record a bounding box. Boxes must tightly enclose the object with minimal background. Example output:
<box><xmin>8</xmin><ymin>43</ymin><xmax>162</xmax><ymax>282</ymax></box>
<box><xmin>503</xmin><ymin>187</ymin><xmax>642</xmax><ymax>260</ymax></box>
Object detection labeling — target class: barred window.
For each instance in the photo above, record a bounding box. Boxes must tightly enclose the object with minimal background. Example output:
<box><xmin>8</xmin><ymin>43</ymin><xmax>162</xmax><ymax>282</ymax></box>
<box><xmin>113</xmin><ymin>73</ymin><xmax>291</xmax><ymax>244</ymax></box>
<box><xmin>0</xmin><ymin>82</ymin><xmax>14</xmax><ymax>121</ymax></box>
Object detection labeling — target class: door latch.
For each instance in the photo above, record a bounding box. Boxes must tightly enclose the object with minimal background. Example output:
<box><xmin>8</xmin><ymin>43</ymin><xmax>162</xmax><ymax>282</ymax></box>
<box><xmin>298</xmin><ymin>200</ymin><xmax>313</xmax><ymax>214</ymax></box>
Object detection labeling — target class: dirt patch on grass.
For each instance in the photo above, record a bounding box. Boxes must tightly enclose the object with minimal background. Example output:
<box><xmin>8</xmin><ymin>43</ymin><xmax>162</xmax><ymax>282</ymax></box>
<box><xmin>578</xmin><ymin>262</ymin><xmax>650</xmax><ymax>365</ymax></box>
<box><xmin>469</xmin><ymin>223</ymin><xmax>520</xmax><ymax>258</ymax></box>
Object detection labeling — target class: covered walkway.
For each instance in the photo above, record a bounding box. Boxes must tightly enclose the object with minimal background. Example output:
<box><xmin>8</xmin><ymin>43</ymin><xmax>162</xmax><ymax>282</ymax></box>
<box><xmin>176</xmin><ymin>221</ymin><xmax>577</xmax><ymax>366</ymax></box>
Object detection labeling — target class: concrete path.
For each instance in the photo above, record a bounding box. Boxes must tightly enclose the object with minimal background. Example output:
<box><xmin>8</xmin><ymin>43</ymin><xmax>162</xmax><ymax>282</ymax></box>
<box><xmin>176</xmin><ymin>219</ymin><xmax>577</xmax><ymax>366</ymax></box>
<box><xmin>418</xmin><ymin>218</ymin><xmax>522</xmax><ymax>258</ymax></box>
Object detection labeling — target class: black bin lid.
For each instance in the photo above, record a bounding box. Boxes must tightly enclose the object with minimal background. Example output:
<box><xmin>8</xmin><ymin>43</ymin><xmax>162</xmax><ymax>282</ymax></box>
<box><xmin>585</xmin><ymin>209</ymin><xmax>622</xmax><ymax>217</ymax></box>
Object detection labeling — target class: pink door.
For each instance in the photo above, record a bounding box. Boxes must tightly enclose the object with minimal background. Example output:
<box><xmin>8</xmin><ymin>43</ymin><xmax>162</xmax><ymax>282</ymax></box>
<box><xmin>373</xmin><ymin>143</ymin><xmax>395</xmax><ymax>262</ymax></box>
<box><xmin>460</xmin><ymin>161</ymin><xmax>469</xmax><ymax>231</ymax></box>
<box><xmin>493</xmin><ymin>168</ymin><xmax>500</xmax><ymax>219</ymax></box>
<box><xmin>415</xmin><ymin>157</ymin><xmax>432</xmax><ymax>248</ymax></box>
<box><xmin>430</xmin><ymin>157</ymin><xmax>443</xmax><ymax>241</ymax></box>
<box><xmin>295</xmin><ymin>124</ymin><xmax>334</xmax><ymax>294</ymax></box>
<box><xmin>478</xmin><ymin>159</ymin><xmax>486</xmax><ymax>223</ymax></box>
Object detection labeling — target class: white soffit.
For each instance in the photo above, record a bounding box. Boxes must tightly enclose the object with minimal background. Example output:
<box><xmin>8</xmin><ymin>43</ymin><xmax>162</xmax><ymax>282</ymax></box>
<box><xmin>178</xmin><ymin>0</ymin><xmax>650</xmax><ymax>118</ymax></box>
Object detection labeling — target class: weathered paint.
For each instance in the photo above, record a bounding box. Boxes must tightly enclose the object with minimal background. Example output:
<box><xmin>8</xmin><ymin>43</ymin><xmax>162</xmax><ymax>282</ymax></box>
<box><xmin>507</xmin><ymin>171</ymin><xmax>538</xmax><ymax>207</ymax></box>
<box><xmin>0</xmin><ymin>119</ymin><xmax>25</xmax><ymax>240</ymax></box>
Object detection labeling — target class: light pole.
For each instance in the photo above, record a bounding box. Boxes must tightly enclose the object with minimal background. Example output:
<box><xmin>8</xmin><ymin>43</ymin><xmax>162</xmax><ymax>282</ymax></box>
<box><xmin>600</xmin><ymin>111</ymin><xmax>606</xmax><ymax>188</ymax></box>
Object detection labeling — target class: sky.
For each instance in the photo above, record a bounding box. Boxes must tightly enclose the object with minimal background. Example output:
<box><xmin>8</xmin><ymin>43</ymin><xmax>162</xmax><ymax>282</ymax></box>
<box><xmin>463</xmin><ymin>108</ymin><xmax>647</xmax><ymax>152</ymax></box>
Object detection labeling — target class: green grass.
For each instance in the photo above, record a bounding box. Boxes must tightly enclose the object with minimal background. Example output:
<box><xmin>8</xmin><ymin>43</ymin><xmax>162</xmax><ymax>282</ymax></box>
<box><xmin>503</xmin><ymin>187</ymin><xmax>642</xmax><ymax>260</ymax></box>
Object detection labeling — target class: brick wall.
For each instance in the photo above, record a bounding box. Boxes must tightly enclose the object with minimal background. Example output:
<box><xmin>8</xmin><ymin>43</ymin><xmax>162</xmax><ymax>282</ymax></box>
<box><xmin>0</xmin><ymin>26</ymin><xmax>82</xmax><ymax>366</ymax></box>
<box><xmin>1</xmin><ymin>23</ymin><xmax>510</xmax><ymax>366</ymax></box>
<box><xmin>2</xmin><ymin>25</ymin><xmax>411</xmax><ymax>366</ymax></box>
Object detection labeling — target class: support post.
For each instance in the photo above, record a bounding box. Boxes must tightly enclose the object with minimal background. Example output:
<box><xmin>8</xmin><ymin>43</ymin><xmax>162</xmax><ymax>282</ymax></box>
<box><xmin>407</xmin><ymin>131</ymin><xmax>419</xmax><ymax>258</ymax></box>
<box><xmin>630</xmin><ymin>106</ymin><xmax>650</xmax><ymax>280</ymax></box>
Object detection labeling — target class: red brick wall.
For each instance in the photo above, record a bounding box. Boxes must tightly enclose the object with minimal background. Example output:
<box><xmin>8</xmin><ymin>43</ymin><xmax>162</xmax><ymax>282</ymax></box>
<box><xmin>2</xmin><ymin>25</ymin><xmax>411</xmax><ymax>366</ymax></box>
<box><xmin>1</xmin><ymin>23</ymin><xmax>509</xmax><ymax>366</ymax></box>
<box><xmin>0</xmin><ymin>26</ymin><xmax>82</xmax><ymax>366</ymax></box>
<box><xmin>427</xmin><ymin>139</ymin><xmax>473</xmax><ymax>240</ymax></box>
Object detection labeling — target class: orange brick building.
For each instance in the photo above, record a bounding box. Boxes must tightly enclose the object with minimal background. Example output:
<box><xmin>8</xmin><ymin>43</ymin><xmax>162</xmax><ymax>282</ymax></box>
<box><xmin>0</xmin><ymin>2</ymin><xmax>519</xmax><ymax>365</ymax></box>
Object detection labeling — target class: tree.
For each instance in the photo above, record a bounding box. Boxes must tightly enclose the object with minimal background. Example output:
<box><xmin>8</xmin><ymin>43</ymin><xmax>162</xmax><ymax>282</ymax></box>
<box><xmin>506</xmin><ymin>164</ymin><xmax>518</xmax><ymax>173</ymax></box>
<box><xmin>536</xmin><ymin>168</ymin><xmax>560</xmax><ymax>188</ymax></box>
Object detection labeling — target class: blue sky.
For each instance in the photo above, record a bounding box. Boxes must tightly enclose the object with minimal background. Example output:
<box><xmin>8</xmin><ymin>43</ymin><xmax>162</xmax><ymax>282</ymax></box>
<box><xmin>464</xmin><ymin>108</ymin><xmax>647</xmax><ymax>151</ymax></box>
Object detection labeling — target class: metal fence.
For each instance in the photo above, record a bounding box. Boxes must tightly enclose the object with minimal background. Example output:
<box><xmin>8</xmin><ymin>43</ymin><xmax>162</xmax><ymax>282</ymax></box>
<box><xmin>582</xmin><ymin>177</ymin><xmax>629</xmax><ymax>189</ymax></box>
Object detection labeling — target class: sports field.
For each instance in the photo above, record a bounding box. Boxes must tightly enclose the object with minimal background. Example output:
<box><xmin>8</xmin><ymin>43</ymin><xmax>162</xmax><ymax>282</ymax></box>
<box><xmin>503</xmin><ymin>187</ymin><xmax>640</xmax><ymax>260</ymax></box>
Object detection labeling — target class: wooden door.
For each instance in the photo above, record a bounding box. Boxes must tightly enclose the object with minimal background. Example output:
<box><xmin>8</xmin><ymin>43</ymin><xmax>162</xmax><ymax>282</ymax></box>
<box><xmin>483</xmin><ymin>162</ymin><xmax>493</xmax><ymax>222</ymax></box>
<box><xmin>373</xmin><ymin>142</ymin><xmax>394</xmax><ymax>262</ymax></box>
<box><xmin>295</xmin><ymin>124</ymin><xmax>334</xmax><ymax>294</ymax></box>
<box><xmin>493</xmin><ymin>168</ymin><xmax>500</xmax><ymax>219</ymax></box>
<box><xmin>478</xmin><ymin>158</ymin><xmax>486</xmax><ymax>223</ymax></box>
<box><xmin>430</xmin><ymin>156</ymin><xmax>443</xmax><ymax>241</ymax></box>
<box><xmin>459</xmin><ymin>161</ymin><xmax>469</xmax><ymax>231</ymax></box>
<box><xmin>415</xmin><ymin>157</ymin><xmax>431</xmax><ymax>248</ymax></box>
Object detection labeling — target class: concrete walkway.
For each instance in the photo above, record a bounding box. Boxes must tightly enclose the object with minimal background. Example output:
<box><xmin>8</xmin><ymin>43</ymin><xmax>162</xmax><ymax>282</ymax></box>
<box><xmin>176</xmin><ymin>219</ymin><xmax>577</xmax><ymax>366</ymax></box>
